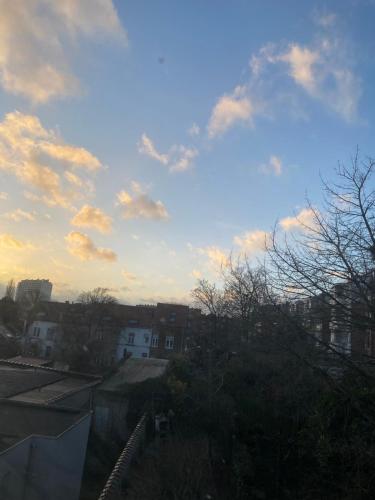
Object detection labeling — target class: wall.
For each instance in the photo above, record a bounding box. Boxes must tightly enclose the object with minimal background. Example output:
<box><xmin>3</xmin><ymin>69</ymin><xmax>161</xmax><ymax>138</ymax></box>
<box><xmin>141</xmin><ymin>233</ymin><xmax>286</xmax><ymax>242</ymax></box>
<box><xmin>0</xmin><ymin>413</ymin><xmax>91</xmax><ymax>500</ymax></box>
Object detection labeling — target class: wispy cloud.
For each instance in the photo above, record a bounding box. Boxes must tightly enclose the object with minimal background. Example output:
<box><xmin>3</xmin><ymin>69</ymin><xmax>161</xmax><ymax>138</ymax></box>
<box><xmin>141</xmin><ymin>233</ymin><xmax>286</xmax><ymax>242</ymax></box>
<box><xmin>71</xmin><ymin>205</ymin><xmax>112</xmax><ymax>233</ymax></box>
<box><xmin>138</xmin><ymin>133</ymin><xmax>168</xmax><ymax>165</ymax></box>
<box><xmin>188</xmin><ymin>123</ymin><xmax>200</xmax><ymax>136</ymax></box>
<box><xmin>250</xmin><ymin>21</ymin><xmax>361</xmax><ymax>122</ymax></box>
<box><xmin>122</xmin><ymin>269</ymin><xmax>138</xmax><ymax>281</ymax></box>
<box><xmin>0</xmin><ymin>233</ymin><xmax>34</xmax><ymax>250</ymax></box>
<box><xmin>138</xmin><ymin>133</ymin><xmax>198</xmax><ymax>173</ymax></box>
<box><xmin>0</xmin><ymin>192</ymin><xmax>8</xmax><ymax>201</ymax></box>
<box><xmin>65</xmin><ymin>231</ymin><xmax>117</xmax><ymax>262</ymax></box>
<box><xmin>3</xmin><ymin>208</ymin><xmax>35</xmax><ymax>222</ymax></box>
<box><xmin>0</xmin><ymin>0</ymin><xmax>126</xmax><ymax>103</ymax></box>
<box><xmin>259</xmin><ymin>155</ymin><xmax>283</xmax><ymax>176</ymax></box>
<box><xmin>0</xmin><ymin>111</ymin><xmax>101</xmax><ymax>209</ymax></box>
<box><xmin>117</xmin><ymin>181</ymin><xmax>169</xmax><ymax>220</ymax></box>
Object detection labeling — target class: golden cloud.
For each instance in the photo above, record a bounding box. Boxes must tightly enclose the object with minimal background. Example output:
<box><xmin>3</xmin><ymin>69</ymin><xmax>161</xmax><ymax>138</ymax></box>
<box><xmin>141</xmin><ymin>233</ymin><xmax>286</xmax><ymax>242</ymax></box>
<box><xmin>0</xmin><ymin>233</ymin><xmax>34</xmax><ymax>250</ymax></box>
<box><xmin>65</xmin><ymin>231</ymin><xmax>117</xmax><ymax>262</ymax></box>
<box><xmin>0</xmin><ymin>111</ymin><xmax>102</xmax><ymax>209</ymax></box>
<box><xmin>117</xmin><ymin>182</ymin><xmax>169</xmax><ymax>220</ymax></box>
<box><xmin>0</xmin><ymin>1</ymin><xmax>126</xmax><ymax>103</ymax></box>
<box><xmin>71</xmin><ymin>205</ymin><xmax>112</xmax><ymax>233</ymax></box>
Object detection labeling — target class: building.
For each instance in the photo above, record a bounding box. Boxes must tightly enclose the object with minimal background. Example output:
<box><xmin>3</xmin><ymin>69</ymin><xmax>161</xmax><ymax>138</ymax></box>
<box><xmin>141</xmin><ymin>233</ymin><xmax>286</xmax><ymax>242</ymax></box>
<box><xmin>24</xmin><ymin>320</ymin><xmax>61</xmax><ymax>358</ymax></box>
<box><xmin>15</xmin><ymin>279</ymin><xmax>52</xmax><ymax>304</ymax></box>
<box><xmin>0</xmin><ymin>400</ymin><xmax>91</xmax><ymax>500</ymax></box>
<box><xmin>116</xmin><ymin>326</ymin><xmax>153</xmax><ymax>360</ymax></box>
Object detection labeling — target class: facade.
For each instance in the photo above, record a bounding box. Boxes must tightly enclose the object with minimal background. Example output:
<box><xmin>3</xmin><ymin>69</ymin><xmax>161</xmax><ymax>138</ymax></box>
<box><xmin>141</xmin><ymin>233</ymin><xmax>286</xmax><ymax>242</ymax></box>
<box><xmin>20</xmin><ymin>300</ymin><xmax>203</xmax><ymax>368</ymax></box>
<box><xmin>16</xmin><ymin>279</ymin><xmax>52</xmax><ymax>303</ymax></box>
<box><xmin>116</xmin><ymin>326</ymin><xmax>153</xmax><ymax>360</ymax></box>
<box><xmin>0</xmin><ymin>400</ymin><xmax>91</xmax><ymax>500</ymax></box>
<box><xmin>24</xmin><ymin>320</ymin><xmax>61</xmax><ymax>358</ymax></box>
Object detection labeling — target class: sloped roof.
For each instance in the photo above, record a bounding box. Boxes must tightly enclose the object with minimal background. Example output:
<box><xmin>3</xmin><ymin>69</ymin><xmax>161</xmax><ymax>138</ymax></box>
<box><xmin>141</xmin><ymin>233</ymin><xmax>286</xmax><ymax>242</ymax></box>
<box><xmin>100</xmin><ymin>357</ymin><xmax>169</xmax><ymax>392</ymax></box>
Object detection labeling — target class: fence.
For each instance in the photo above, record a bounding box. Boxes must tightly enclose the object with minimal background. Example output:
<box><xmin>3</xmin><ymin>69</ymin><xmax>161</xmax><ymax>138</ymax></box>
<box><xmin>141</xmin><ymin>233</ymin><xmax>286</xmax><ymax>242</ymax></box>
<box><xmin>97</xmin><ymin>413</ymin><xmax>147</xmax><ymax>500</ymax></box>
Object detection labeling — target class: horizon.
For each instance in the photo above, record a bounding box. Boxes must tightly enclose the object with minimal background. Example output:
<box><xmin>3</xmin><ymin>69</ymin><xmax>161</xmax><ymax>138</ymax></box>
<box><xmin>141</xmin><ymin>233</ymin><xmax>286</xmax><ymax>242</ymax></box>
<box><xmin>1</xmin><ymin>1</ymin><xmax>375</xmax><ymax>304</ymax></box>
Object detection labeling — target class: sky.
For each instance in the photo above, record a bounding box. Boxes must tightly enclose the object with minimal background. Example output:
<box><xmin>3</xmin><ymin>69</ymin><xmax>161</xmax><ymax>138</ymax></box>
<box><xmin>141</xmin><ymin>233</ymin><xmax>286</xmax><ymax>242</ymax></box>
<box><xmin>0</xmin><ymin>0</ymin><xmax>374</xmax><ymax>304</ymax></box>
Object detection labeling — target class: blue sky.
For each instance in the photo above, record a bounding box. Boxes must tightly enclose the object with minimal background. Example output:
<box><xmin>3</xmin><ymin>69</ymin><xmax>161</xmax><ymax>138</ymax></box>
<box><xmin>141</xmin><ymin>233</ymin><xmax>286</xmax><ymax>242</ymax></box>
<box><xmin>0</xmin><ymin>0</ymin><xmax>374</xmax><ymax>304</ymax></box>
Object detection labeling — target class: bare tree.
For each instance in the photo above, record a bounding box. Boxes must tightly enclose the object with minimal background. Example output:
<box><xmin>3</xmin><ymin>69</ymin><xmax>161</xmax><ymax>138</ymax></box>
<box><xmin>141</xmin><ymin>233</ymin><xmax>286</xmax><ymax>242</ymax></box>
<box><xmin>59</xmin><ymin>287</ymin><xmax>118</xmax><ymax>371</ymax></box>
<box><xmin>267</xmin><ymin>153</ymin><xmax>375</xmax><ymax>363</ymax></box>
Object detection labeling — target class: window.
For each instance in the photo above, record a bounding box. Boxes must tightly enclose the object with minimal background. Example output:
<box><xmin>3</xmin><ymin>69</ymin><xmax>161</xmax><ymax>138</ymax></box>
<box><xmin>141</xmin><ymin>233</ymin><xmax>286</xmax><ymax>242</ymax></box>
<box><xmin>33</xmin><ymin>326</ymin><xmax>40</xmax><ymax>337</ymax></box>
<box><xmin>165</xmin><ymin>335</ymin><xmax>174</xmax><ymax>350</ymax></box>
<box><xmin>46</xmin><ymin>328</ymin><xmax>54</xmax><ymax>340</ymax></box>
<box><xmin>142</xmin><ymin>352</ymin><xmax>148</xmax><ymax>358</ymax></box>
<box><xmin>128</xmin><ymin>319</ymin><xmax>138</xmax><ymax>326</ymax></box>
<box><xmin>144</xmin><ymin>334</ymin><xmax>150</xmax><ymax>344</ymax></box>
<box><xmin>45</xmin><ymin>345</ymin><xmax>52</xmax><ymax>357</ymax></box>
<box><xmin>169</xmin><ymin>312</ymin><xmax>176</xmax><ymax>323</ymax></box>
<box><xmin>128</xmin><ymin>332</ymin><xmax>135</xmax><ymax>345</ymax></box>
<box><xmin>151</xmin><ymin>335</ymin><xmax>159</xmax><ymax>347</ymax></box>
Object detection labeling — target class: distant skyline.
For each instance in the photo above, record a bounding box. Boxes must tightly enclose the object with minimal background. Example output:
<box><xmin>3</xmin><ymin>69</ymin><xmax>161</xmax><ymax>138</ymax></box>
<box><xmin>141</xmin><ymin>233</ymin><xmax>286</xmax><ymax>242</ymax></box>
<box><xmin>0</xmin><ymin>0</ymin><xmax>374</xmax><ymax>304</ymax></box>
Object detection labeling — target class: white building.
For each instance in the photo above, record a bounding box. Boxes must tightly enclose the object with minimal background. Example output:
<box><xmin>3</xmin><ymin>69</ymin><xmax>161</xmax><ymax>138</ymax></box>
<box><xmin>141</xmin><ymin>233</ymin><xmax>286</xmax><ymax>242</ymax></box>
<box><xmin>16</xmin><ymin>279</ymin><xmax>53</xmax><ymax>303</ymax></box>
<box><xmin>25</xmin><ymin>320</ymin><xmax>61</xmax><ymax>358</ymax></box>
<box><xmin>116</xmin><ymin>326</ymin><xmax>153</xmax><ymax>360</ymax></box>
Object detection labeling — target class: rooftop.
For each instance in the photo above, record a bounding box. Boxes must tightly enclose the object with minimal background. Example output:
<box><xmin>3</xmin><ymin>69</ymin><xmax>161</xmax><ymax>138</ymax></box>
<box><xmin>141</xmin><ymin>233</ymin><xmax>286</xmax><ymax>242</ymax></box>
<box><xmin>99</xmin><ymin>357</ymin><xmax>169</xmax><ymax>392</ymax></box>
<box><xmin>0</xmin><ymin>400</ymin><xmax>89</xmax><ymax>453</ymax></box>
<box><xmin>0</xmin><ymin>359</ymin><xmax>101</xmax><ymax>404</ymax></box>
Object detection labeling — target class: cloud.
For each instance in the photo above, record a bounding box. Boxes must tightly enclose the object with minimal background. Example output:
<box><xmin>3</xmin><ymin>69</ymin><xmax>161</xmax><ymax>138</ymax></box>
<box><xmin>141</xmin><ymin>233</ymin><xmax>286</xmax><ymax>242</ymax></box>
<box><xmin>122</xmin><ymin>269</ymin><xmax>137</xmax><ymax>281</ymax></box>
<box><xmin>208</xmin><ymin>86</ymin><xmax>254</xmax><ymax>138</ymax></box>
<box><xmin>279</xmin><ymin>208</ymin><xmax>316</xmax><ymax>231</ymax></box>
<box><xmin>233</xmin><ymin>230</ymin><xmax>269</xmax><ymax>254</ymax></box>
<box><xmin>0</xmin><ymin>0</ymin><xmax>126</xmax><ymax>103</ymax></box>
<box><xmin>198</xmin><ymin>246</ymin><xmax>230</xmax><ymax>268</ymax></box>
<box><xmin>138</xmin><ymin>133</ymin><xmax>198</xmax><ymax>173</ymax></box>
<box><xmin>251</xmin><ymin>27</ymin><xmax>361</xmax><ymax>122</ymax></box>
<box><xmin>71</xmin><ymin>205</ymin><xmax>112</xmax><ymax>233</ymax></box>
<box><xmin>259</xmin><ymin>155</ymin><xmax>282</xmax><ymax>176</ymax></box>
<box><xmin>3</xmin><ymin>208</ymin><xmax>35</xmax><ymax>222</ymax></box>
<box><xmin>0</xmin><ymin>111</ymin><xmax>101</xmax><ymax>209</ymax></box>
<box><xmin>117</xmin><ymin>182</ymin><xmax>169</xmax><ymax>220</ymax></box>
<box><xmin>138</xmin><ymin>134</ymin><xmax>168</xmax><ymax>165</ymax></box>
<box><xmin>0</xmin><ymin>233</ymin><xmax>33</xmax><ymax>250</ymax></box>
<box><xmin>0</xmin><ymin>192</ymin><xmax>8</xmax><ymax>200</ymax></box>
<box><xmin>169</xmin><ymin>146</ymin><xmax>198</xmax><ymax>173</ymax></box>
<box><xmin>279</xmin><ymin>45</ymin><xmax>319</xmax><ymax>92</ymax></box>
<box><xmin>65</xmin><ymin>231</ymin><xmax>117</xmax><ymax>262</ymax></box>
<box><xmin>188</xmin><ymin>123</ymin><xmax>200</xmax><ymax>136</ymax></box>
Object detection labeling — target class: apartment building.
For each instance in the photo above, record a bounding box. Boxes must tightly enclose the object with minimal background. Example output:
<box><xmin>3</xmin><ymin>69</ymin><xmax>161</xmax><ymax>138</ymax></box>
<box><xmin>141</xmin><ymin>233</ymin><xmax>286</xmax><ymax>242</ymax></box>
<box><xmin>15</xmin><ymin>279</ymin><xmax>52</xmax><ymax>304</ymax></box>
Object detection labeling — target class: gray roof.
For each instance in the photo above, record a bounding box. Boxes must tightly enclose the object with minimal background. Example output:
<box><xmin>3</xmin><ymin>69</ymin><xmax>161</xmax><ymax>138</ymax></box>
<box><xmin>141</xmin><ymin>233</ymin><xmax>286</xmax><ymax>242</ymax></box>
<box><xmin>100</xmin><ymin>357</ymin><xmax>169</xmax><ymax>392</ymax></box>
<box><xmin>0</xmin><ymin>400</ymin><xmax>89</xmax><ymax>452</ymax></box>
<box><xmin>0</xmin><ymin>359</ymin><xmax>101</xmax><ymax>404</ymax></box>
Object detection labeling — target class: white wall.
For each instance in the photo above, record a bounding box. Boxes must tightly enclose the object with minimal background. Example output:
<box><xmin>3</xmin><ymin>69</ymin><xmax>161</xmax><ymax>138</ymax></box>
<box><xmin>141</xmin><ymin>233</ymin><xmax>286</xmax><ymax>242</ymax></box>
<box><xmin>0</xmin><ymin>413</ymin><xmax>91</xmax><ymax>500</ymax></box>
<box><xmin>116</xmin><ymin>327</ymin><xmax>152</xmax><ymax>360</ymax></box>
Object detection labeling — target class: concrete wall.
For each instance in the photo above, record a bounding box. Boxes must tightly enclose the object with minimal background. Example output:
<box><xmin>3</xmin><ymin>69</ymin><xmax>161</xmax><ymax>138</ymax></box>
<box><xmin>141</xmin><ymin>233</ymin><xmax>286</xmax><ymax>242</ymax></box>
<box><xmin>0</xmin><ymin>413</ymin><xmax>91</xmax><ymax>500</ymax></box>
